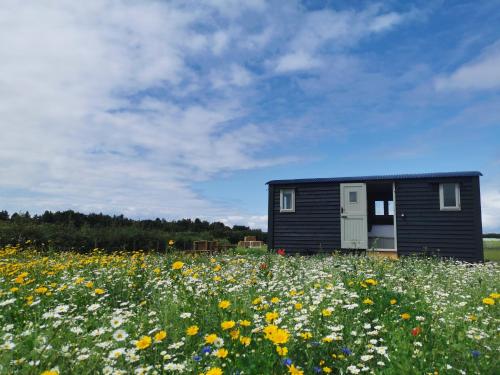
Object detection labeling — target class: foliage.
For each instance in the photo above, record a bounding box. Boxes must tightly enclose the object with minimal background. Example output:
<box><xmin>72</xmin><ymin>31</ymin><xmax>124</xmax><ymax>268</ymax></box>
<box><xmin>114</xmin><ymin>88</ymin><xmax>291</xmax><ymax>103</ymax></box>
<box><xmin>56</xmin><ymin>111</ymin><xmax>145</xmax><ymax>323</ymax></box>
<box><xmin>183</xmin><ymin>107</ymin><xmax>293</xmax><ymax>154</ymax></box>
<box><xmin>0</xmin><ymin>210</ymin><xmax>266</xmax><ymax>251</ymax></box>
<box><xmin>0</xmin><ymin>245</ymin><xmax>498</xmax><ymax>374</ymax></box>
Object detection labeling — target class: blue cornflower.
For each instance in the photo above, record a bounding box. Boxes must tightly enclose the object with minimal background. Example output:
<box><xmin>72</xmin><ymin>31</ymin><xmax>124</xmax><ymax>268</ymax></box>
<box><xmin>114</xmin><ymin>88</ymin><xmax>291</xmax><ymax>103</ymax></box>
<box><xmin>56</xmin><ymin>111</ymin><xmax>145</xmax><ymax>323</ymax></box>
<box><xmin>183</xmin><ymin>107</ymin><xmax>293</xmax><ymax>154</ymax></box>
<box><xmin>201</xmin><ymin>346</ymin><xmax>212</xmax><ymax>354</ymax></box>
<box><xmin>313</xmin><ymin>366</ymin><xmax>322</xmax><ymax>373</ymax></box>
<box><xmin>282</xmin><ymin>358</ymin><xmax>292</xmax><ymax>366</ymax></box>
<box><xmin>342</xmin><ymin>347</ymin><xmax>352</xmax><ymax>355</ymax></box>
<box><xmin>471</xmin><ymin>350</ymin><xmax>480</xmax><ymax>358</ymax></box>
<box><xmin>193</xmin><ymin>355</ymin><xmax>202</xmax><ymax>362</ymax></box>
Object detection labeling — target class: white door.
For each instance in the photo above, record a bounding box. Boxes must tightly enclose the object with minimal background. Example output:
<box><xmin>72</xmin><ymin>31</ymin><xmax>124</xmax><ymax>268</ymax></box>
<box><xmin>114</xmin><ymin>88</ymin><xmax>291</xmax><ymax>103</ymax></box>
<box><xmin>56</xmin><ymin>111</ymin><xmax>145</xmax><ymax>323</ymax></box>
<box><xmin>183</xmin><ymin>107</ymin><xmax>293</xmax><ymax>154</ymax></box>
<box><xmin>340</xmin><ymin>183</ymin><xmax>368</xmax><ymax>249</ymax></box>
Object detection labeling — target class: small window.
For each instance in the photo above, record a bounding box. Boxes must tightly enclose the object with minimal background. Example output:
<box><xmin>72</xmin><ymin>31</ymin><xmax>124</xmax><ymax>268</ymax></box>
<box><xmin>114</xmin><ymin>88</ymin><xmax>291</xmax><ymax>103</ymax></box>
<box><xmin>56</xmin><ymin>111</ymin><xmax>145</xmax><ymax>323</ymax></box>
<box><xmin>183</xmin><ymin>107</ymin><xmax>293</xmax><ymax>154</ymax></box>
<box><xmin>349</xmin><ymin>191</ymin><xmax>358</xmax><ymax>203</ymax></box>
<box><xmin>280</xmin><ymin>189</ymin><xmax>295</xmax><ymax>212</ymax></box>
<box><xmin>375</xmin><ymin>201</ymin><xmax>385</xmax><ymax>215</ymax></box>
<box><xmin>387</xmin><ymin>201</ymin><xmax>394</xmax><ymax>216</ymax></box>
<box><xmin>440</xmin><ymin>183</ymin><xmax>461</xmax><ymax>211</ymax></box>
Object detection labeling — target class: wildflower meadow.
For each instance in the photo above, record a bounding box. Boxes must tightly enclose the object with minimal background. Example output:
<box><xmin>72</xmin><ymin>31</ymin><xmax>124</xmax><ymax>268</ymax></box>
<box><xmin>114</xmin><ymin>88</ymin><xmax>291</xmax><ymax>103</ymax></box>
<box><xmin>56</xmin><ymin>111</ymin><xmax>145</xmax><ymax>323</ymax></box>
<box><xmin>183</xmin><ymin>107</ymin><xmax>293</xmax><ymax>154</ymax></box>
<box><xmin>0</xmin><ymin>245</ymin><xmax>498</xmax><ymax>374</ymax></box>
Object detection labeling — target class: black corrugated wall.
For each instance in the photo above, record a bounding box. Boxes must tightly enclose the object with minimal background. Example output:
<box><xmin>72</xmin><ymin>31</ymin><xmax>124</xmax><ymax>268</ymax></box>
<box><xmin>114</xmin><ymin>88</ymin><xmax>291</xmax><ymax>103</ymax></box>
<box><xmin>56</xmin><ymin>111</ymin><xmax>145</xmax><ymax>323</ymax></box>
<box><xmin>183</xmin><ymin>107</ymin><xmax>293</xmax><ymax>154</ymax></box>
<box><xmin>270</xmin><ymin>183</ymin><xmax>341</xmax><ymax>253</ymax></box>
<box><xmin>395</xmin><ymin>176</ymin><xmax>483</xmax><ymax>262</ymax></box>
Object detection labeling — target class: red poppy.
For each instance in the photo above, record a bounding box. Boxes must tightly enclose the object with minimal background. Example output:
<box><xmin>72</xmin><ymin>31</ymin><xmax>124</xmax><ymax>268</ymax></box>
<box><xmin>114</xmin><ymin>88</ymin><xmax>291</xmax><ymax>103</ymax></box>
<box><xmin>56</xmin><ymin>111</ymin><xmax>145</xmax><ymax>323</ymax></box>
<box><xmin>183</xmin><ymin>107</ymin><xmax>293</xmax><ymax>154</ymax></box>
<box><xmin>277</xmin><ymin>248</ymin><xmax>285</xmax><ymax>256</ymax></box>
<box><xmin>411</xmin><ymin>327</ymin><xmax>422</xmax><ymax>336</ymax></box>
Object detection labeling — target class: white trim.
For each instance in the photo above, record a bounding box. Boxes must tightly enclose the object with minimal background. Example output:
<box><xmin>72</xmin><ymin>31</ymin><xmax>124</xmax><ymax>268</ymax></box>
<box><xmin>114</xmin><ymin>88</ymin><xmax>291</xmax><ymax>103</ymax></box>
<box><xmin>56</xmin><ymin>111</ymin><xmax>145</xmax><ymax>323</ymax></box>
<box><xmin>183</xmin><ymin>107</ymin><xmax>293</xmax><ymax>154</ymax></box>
<box><xmin>280</xmin><ymin>188</ymin><xmax>295</xmax><ymax>212</ymax></box>
<box><xmin>439</xmin><ymin>183</ymin><xmax>461</xmax><ymax>211</ymax></box>
<box><xmin>393</xmin><ymin>182</ymin><xmax>398</xmax><ymax>252</ymax></box>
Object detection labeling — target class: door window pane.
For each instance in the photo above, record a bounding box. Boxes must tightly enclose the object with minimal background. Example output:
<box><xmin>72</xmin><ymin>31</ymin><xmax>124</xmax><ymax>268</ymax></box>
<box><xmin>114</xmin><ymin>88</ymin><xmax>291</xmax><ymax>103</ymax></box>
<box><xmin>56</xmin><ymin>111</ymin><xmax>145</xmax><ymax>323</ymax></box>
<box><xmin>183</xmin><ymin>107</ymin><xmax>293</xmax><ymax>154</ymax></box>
<box><xmin>349</xmin><ymin>191</ymin><xmax>357</xmax><ymax>203</ymax></box>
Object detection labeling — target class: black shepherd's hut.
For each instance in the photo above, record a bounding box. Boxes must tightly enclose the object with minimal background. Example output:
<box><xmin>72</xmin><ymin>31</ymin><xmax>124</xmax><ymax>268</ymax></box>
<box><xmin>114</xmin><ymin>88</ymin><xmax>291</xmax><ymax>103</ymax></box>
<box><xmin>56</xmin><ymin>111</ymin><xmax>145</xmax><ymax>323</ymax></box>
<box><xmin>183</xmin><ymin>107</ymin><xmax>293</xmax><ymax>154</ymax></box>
<box><xmin>267</xmin><ymin>171</ymin><xmax>483</xmax><ymax>261</ymax></box>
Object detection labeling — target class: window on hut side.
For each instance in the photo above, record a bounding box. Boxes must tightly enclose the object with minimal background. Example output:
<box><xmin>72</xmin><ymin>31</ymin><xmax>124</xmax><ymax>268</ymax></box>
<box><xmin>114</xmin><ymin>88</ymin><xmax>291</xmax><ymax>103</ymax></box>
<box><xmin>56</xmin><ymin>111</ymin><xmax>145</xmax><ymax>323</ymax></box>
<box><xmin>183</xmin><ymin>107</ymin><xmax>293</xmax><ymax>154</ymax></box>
<box><xmin>439</xmin><ymin>183</ymin><xmax>461</xmax><ymax>211</ymax></box>
<box><xmin>280</xmin><ymin>189</ymin><xmax>295</xmax><ymax>212</ymax></box>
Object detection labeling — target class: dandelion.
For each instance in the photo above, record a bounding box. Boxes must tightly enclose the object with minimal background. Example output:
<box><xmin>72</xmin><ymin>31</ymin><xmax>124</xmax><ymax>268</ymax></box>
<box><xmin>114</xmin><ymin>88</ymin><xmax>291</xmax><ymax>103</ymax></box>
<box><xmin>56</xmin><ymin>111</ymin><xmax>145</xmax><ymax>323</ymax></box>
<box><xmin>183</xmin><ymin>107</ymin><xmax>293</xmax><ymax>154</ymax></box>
<box><xmin>186</xmin><ymin>325</ymin><xmax>199</xmax><ymax>336</ymax></box>
<box><xmin>214</xmin><ymin>348</ymin><xmax>228</xmax><ymax>358</ymax></box>
<box><xmin>221</xmin><ymin>321</ymin><xmax>236</xmax><ymax>330</ymax></box>
<box><xmin>401</xmin><ymin>313</ymin><xmax>411</xmax><ymax>320</ymax></box>
<box><xmin>276</xmin><ymin>346</ymin><xmax>288</xmax><ymax>356</ymax></box>
<box><xmin>482</xmin><ymin>297</ymin><xmax>495</xmax><ymax>305</ymax></box>
<box><xmin>171</xmin><ymin>261</ymin><xmax>184</xmax><ymax>270</ymax></box>
<box><xmin>239</xmin><ymin>336</ymin><xmax>251</xmax><ymax>346</ymax></box>
<box><xmin>206</xmin><ymin>368</ymin><xmax>223</xmax><ymax>375</ymax></box>
<box><xmin>205</xmin><ymin>334</ymin><xmax>218</xmax><ymax>344</ymax></box>
<box><xmin>390</xmin><ymin>299</ymin><xmax>397</xmax><ymax>305</ymax></box>
<box><xmin>94</xmin><ymin>288</ymin><xmax>105</xmax><ymax>295</ymax></box>
<box><xmin>135</xmin><ymin>336</ymin><xmax>152</xmax><ymax>350</ymax></box>
<box><xmin>363</xmin><ymin>298</ymin><xmax>374</xmax><ymax>305</ymax></box>
<box><xmin>287</xmin><ymin>364</ymin><xmax>304</xmax><ymax>375</ymax></box>
<box><xmin>265</xmin><ymin>311</ymin><xmax>279</xmax><ymax>323</ymax></box>
<box><xmin>239</xmin><ymin>320</ymin><xmax>251</xmax><ymax>327</ymax></box>
<box><xmin>218</xmin><ymin>300</ymin><xmax>231</xmax><ymax>309</ymax></box>
<box><xmin>154</xmin><ymin>330</ymin><xmax>167</xmax><ymax>342</ymax></box>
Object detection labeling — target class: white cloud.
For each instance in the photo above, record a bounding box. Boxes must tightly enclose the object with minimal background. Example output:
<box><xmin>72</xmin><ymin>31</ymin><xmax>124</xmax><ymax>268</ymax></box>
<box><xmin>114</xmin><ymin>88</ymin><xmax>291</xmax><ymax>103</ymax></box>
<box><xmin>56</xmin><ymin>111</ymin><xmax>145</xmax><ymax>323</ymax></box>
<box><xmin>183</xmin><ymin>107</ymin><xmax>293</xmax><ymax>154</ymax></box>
<box><xmin>482</xmin><ymin>186</ymin><xmax>500</xmax><ymax>232</ymax></box>
<box><xmin>0</xmin><ymin>0</ymin><xmax>281</xmax><ymax>227</ymax></box>
<box><xmin>435</xmin><ymin>41</ymin><xmax>500</xmax><ymax>91</ymax></box>
<box><xmin>274</xmin><ymin>7</ymin><xmax>411</xmax><ymax>73</ymax></box>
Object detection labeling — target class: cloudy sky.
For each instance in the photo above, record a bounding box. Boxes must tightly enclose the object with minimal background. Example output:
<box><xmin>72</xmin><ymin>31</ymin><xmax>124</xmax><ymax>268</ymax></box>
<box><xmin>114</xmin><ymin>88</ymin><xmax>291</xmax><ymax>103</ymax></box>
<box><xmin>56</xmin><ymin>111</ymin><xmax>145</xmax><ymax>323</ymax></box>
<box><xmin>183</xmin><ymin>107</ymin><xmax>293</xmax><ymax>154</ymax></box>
<box><xmin>1</xmin><ymin>0</ymin><xmax>499</xmax><ymax>231</ymax></box>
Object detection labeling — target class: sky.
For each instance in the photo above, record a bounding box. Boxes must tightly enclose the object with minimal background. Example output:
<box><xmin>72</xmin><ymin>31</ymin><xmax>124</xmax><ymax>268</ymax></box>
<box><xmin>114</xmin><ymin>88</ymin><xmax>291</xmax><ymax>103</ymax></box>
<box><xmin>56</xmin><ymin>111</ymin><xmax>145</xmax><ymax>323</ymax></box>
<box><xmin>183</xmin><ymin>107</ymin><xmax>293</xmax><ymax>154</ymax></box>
<box><xmin>0</xmin><ymin>0</ymin><xmax>499</xmax><ymax>232</ymax></box>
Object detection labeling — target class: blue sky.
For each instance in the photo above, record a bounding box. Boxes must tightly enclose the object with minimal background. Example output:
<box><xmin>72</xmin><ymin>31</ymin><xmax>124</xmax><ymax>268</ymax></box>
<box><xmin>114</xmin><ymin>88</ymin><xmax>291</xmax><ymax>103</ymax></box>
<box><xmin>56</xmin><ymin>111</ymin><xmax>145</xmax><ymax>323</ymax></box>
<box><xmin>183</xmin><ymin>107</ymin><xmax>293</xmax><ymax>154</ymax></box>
<box><xmin>0</xmin><ymin>0</ymin><xmax>499</xmax><ymax>231</ymax></box>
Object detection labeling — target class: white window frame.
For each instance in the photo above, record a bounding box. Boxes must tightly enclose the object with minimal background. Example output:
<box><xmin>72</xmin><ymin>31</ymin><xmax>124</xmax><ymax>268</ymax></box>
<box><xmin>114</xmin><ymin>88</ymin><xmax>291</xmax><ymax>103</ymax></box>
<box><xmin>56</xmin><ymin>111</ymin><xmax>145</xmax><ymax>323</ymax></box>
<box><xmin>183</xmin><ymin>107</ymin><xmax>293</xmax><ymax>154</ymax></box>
<box><xmin>280</xmin><ymin>188</ymin><xmax>295</xmax><ymax>213</ymax></box>
<box><xmin>439</xmin><ymin>183</ymin><xmax>461</xmax><ymax>211</ymax></box>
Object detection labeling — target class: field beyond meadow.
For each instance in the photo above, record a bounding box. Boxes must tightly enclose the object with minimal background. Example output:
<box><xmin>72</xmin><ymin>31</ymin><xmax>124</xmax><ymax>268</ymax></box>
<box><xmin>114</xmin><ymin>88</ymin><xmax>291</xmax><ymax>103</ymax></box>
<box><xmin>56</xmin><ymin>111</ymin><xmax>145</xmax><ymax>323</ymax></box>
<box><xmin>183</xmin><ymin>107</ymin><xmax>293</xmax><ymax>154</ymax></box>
<box><xmin>0</xmin><ymin>246</ymin><xmax>499</xmax><ymax>375</ymax></box>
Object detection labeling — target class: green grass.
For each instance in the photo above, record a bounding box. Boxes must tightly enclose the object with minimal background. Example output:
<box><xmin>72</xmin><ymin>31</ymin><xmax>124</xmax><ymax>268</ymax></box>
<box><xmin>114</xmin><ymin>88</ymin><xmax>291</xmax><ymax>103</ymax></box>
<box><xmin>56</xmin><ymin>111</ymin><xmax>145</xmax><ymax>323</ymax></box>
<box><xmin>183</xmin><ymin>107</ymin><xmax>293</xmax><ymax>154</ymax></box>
<box><xmin>484</xmin><ymin>239</ymin><xmax>500</xmax><ymax>262</ymax></box>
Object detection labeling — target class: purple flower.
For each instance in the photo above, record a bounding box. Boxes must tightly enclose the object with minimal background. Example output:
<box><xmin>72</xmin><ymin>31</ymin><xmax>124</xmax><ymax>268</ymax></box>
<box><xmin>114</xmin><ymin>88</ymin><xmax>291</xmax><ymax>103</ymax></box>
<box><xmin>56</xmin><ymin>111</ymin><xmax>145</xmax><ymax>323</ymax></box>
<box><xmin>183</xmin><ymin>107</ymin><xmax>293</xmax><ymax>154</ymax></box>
<box><xmin>471</xmin><ymin>350</ymin><xmax>480</xmax><ymax>358</ymax></box>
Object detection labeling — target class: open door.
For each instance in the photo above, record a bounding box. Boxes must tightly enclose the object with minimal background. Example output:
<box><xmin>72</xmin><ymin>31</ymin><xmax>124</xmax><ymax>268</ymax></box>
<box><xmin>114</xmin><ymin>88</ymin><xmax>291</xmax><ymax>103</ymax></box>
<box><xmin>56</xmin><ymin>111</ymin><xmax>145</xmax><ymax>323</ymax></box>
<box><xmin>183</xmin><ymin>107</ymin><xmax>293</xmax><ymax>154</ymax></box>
<box><xmin>340</xmin><ymin>183</ymin><xmax>368</xmax><ymax>249</ymax></box>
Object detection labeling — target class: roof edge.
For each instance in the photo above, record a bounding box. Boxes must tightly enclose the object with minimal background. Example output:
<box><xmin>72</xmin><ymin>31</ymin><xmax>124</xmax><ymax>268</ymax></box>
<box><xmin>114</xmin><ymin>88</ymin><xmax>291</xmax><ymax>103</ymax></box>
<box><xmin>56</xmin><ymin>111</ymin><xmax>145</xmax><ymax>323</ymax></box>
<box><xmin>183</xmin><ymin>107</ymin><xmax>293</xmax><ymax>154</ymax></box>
<box><xmin>266</xmin><ymin>171</ymin><xmax>483</xmax><ymax>185</ymax></box>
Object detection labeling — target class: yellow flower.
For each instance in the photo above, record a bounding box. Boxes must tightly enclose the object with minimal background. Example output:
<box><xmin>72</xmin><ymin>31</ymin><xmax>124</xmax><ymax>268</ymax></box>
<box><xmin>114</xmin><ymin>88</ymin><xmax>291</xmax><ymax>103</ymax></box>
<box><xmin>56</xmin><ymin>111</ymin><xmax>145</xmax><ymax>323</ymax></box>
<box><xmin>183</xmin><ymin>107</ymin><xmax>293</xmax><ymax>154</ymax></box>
<box><xmin>10</xmin><ymin>287</ymin><xmax>19</xmax><ymax>293</ymax></box>
<box><xmin>215</xmin><ymin>348</ymin><xmax>228</xmax><ymax>358</ymax></box>
<box><xmin>482</xmin><ymin>297</ymin><xmax>495</xmax><ymax>305</ymax></box>
<box><xmin>265</xmin><ymin>311</ymin><xmax>279</xmax><ymax>323</ymax></box>
<box><xmin>40</xmin><ymin>371</ymin><xmax>59</xmax><ymax>375</ymax></box>
<box><xmin>168</xmin><ymin>239</ymin><xmax>175</xmax><ymax>246</ymax></box>
<box><xmin>276</xmin><ymin>346</ymin><xmax>288</xmax><ymax>356</ymax></box>
<box><xmin>153</xmin><ymin>268</ymin><xmax>161</xmax><ymax>274</ymax></box>
<box><xmin>263</xmin><ymin>325</ymin><xmax>289</xmax><ymax>344</ymax></box>
<box><xmin>35</xmin><ymin>286</ymin><xmax>48</xmax><ymax>294</ymax></box>
<box><xmin>154</xmin><ymin>330</ymin><xmax>167</xmax><ymax>342</ymax></box>
<box><xmin>172</xmin><ymin>261</ymin><xmax>184</xmax><ymax>270</ymax></box>
<box><xmin>252</xmin><ymin>297</ymin><xmax>262</xmax><ymax>305</ymax></box>
<box><xmin>229</xmin><ymin>329</ymin><xmax>240</xmax><ymax>340</ymax></box>
<box><xmin>490</xmin><ymin>292</ymin><xmax>500</xmax><ymax>299</ymax></box>
<box><xmin>287</xmin><ymin>364</ymin><xmax>304</xmax><ymax>375</ymax></box>
<box><xmin>401</xmin><ymin>313</ymin><xmax>411</xmax><ymax>320</ymax></box>
<box><xmin>205</xmin><ymin>333</ymin><xmax>218</xmax><ymax>344</ymax></box>
<box><xmin>214</xmin><ymin>265</ymin><xmax>222</xmax><ymax>272</ymax></box>
<box><xmin>239</xmin><ymin>336</ymin><xmax>251</xmax><ymax>346</ymax></box>
<box><xmin>218</xmin><ymin>300</ymin><xmax>231</xmax><ymax>309</ymax></box>
<box><xmin>221</xmin><ymin>321</ymin><xmax>236</xmax><ymax>330</ymax></box>
<box><xmin>186</xmin><ymin>325</ymin><xmax>199</xmax><ymax>336</ymax></box>
<box><xmin>206</xmin><ymin>368</ymin><xmax>223</xmax><ymax>375</ymax></box>
<box><xmin>468</xmin><ymin>315</ymin><xmax>477</xmax><ymax>321</ymax></box>
<box><xmin>239</xmin><ymin>320</ymin><xmax>251</xmax><ymax>327</ymax></box>
<box><xmin>300</xmin><ymin>332</ymin><xmax>312</xmax><ymax>340</ymax></box>
<box><xmin>321</xmin><ymin>308</ymin><xmax>332</xmax><ymax>317</ymax></box>
<box><xmin>271</xmin><ymin>297</ymin><xmax>280</xmax><ymax>303</ymax></box>
<box><xmin>136</xmin><ymin>335</ymin><xmax>152</xmax><ymax>350</ymax></box>
<box><xmin>85</xmin><ymin>281</ymin><xmax>94</xmax><ymax>288</ymax></box>
<box><xmin>322</xmin><ymin>336</ymin><xmax>333</xmax><ymax>343</ymax></box>
<box><xmin>294</xmin><ymin>303</ymin><xmax>303</xmax><ymax>310</ymax></box>
<box><xmin>323</xmin><ymin>367</ymin><xmax>332</xmax><ymax>373</ymax></box>
<box><xmin>365</xmin><ymin>279</ymin><xmax>378</xmax><ymax>286</ymax></box>
<box><xmin>390</xmin><ymin>299</ymin><xmax>397</xmax><ymax>305</ymax></box>
<box><xmin>363</xmin><ymin>298</ymin><xmax>374</xmax><ymax>305</ymax></box>
<box><xmin>94</xmin><ymin>288</ymin><xmax>105</xmax><ymax>295</ymax></box>
<box><xmin>74</xmin><ymin>277</ymin><xmax>84</xmax><ymax>284</ymax></box>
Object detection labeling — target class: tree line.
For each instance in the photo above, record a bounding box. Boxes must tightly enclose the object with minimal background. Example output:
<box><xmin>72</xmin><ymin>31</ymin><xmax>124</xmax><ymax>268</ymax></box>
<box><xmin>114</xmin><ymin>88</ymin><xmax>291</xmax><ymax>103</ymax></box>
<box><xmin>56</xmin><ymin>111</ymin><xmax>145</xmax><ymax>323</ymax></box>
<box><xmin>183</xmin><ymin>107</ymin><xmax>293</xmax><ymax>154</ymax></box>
<box><xmin>0</xmin><ymin>210</ymin><xmax>267</xmax><ymax>252</ymax></box>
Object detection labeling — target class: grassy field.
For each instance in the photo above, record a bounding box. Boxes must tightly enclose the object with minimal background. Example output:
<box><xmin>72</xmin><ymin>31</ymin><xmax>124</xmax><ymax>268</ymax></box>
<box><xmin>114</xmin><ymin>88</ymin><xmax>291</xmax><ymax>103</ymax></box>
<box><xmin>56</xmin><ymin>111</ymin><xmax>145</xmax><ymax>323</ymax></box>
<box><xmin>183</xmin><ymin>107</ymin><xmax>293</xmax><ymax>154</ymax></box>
<box><xmin>0</xmin><ymin>245</ymin><xmax>498</xmax><ymax>375</ymax></box>
<box><xmin>484</xmin><ymin>239</ymin><xmax>500</xmax><ymax>262</ymax></box>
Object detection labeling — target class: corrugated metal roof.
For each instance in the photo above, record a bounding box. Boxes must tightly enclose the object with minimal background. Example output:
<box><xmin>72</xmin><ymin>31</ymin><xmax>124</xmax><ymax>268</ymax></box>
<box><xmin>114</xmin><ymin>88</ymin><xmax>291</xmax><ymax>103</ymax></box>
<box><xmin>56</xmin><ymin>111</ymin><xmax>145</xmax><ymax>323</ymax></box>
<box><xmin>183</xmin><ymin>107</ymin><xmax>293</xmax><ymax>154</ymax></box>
<box><xmin>266</xmin><ymin>171</ymin><xmax>482</xmax><ymax>185</ymax></box>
